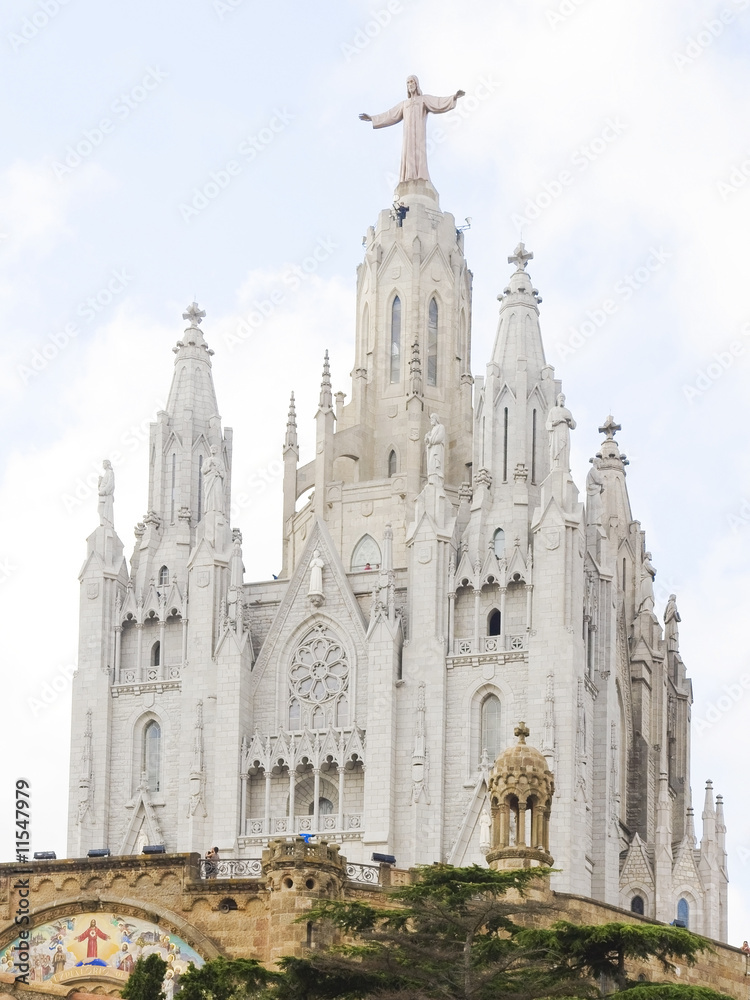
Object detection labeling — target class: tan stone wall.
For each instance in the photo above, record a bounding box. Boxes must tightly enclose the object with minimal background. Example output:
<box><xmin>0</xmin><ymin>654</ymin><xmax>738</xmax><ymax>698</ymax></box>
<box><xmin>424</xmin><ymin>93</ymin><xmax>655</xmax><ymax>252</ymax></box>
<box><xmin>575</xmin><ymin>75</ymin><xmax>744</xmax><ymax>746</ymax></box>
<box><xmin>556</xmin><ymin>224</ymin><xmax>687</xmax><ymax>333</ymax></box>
<box><xmin>1</xmin><ymin>854</ymin><xmax>747</xmax><ymax>997</ymax></box>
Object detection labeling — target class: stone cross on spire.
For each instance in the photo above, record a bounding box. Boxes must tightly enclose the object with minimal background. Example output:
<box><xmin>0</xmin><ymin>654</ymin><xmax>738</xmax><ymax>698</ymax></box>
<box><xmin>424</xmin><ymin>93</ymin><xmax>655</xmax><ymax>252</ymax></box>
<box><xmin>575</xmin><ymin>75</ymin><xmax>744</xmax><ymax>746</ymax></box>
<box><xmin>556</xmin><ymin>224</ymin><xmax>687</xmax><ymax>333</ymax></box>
<box><xmin>598</xmin><ymin>414</ymin><xmax>621</xmax><ymax>440</ymax></box>
<box><xmin>508</xmin><ymin>242</ymin><xmax>533</xmax><ymax>272</ymax></box>
<box><xmin>514</xmin><ymin>721</ymin><xmax>530</xmax><ymax>744</ymax></box>
<box><xmin>183</xmin><ymin>302</ymin><xmax>206</xmax><ymax>328</ymax></box>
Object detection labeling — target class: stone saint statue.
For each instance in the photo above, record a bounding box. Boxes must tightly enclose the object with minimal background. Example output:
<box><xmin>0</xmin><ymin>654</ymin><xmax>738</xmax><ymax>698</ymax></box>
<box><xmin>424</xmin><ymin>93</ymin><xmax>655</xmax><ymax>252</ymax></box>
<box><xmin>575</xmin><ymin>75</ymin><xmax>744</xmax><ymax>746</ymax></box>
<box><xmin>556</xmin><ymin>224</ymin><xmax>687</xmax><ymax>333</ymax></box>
<box><xmin>585</xmin><ymin>457</ymin><xmax>604</xmax><ymax>525</ymax></box>
<box><xmin>202</xmin><ymin>446</ymin><xmax>225</xmax><ymax>514</ymax></box>
<box><xmin>664</xmin><ymin>594</ymin><xmax>681</xmax><ymax>651</ymax></box>
<box><xmin>637</xmin><ymin>552</ymin><xmax>656</xmax><ymax>614</ymax></box>
<box><xmin>546</xmin><ymin>393</ymin><xmax>577</xmax><ymax>471</ymax></box>
<box><xmin>97</xmin><ymin>459</ymin><xmax>115</xmax><ymax>527</ymax></box>
<box><xmin>308</xmin><ymin>550</ymin><xmax>324</xmax><ymax>596</ymax></box>
<box><xmin>359</xmin><ymin>76</ymin><xmax>465</xmax><ymax>184</ymax></box>
<box><xmin>479</xmin><ymin>807</ymin><xmax>491</xmax><ymax>852</ymax></box>
<box><xmin>425</xmin><ymin>413</ymin><xmax>446</xmax><ymax>485</ymax></box>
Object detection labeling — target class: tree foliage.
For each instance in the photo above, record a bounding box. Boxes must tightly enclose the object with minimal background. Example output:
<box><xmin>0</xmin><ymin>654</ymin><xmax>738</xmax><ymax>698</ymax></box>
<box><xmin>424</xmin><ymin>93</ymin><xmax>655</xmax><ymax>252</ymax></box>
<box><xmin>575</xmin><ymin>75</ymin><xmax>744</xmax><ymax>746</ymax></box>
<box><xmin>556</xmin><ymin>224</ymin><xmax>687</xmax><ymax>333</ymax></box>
<box><xmin>121</xmin><ymin>954</ymin><xmax>168</xmax><ymax>1000</ymax></box>
<box><xmin>176</xmin><ymin>955</ymin><xmax>276</xmax><ymax>1000</ymax></box>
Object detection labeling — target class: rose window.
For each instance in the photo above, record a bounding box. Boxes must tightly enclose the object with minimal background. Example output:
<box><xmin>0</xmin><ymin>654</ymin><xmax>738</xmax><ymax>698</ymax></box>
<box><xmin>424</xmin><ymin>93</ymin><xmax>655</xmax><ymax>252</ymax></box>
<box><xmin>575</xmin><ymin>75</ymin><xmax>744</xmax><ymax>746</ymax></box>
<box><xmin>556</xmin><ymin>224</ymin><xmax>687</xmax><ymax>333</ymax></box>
<box><xmin>290</xmin><ymin>626</ymin><xmax>349</xmax><ymax>704</ymax></box>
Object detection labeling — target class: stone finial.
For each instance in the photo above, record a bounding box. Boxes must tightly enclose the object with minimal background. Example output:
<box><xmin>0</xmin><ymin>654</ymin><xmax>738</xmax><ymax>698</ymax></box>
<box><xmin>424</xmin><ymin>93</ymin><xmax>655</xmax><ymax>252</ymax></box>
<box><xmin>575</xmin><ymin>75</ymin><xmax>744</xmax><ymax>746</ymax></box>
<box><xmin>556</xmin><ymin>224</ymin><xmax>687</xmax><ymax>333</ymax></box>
<box><xmin>508</xmin><ymin>242</ymin><xmax>533</xmax><ymax>272</ymax></box>
<box><xmin>319</xmin><ymin>351</ymin><xmax>333</xmax><ymax>410</ymax></box>
<box><xmin>514</xmin><ymin>721</ymin><xmax>530</xmax><ymax>744</ymax></box>
<box><xmin>183</xmin><ymin>301</ymin><xmax>206</xmax><ymax>328</ymax></box>
<box><xmin>598</xmin><ymin>414</ymin><xmax>621</xmax><ymax>440</ymax></box>
<box><xmin>285</xmin><ymin>392</ymin><xmax>298</xmax><ymax>450</ymax></box>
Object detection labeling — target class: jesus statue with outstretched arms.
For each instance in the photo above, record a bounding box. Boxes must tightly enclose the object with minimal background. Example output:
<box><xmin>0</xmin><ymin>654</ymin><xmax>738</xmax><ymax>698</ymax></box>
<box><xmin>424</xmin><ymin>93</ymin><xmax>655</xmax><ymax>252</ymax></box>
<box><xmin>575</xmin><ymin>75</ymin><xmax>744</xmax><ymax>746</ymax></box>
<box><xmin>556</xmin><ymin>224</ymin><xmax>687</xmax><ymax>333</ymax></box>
<box><xmin>360</xmin><ymin>76</ymin><xmax>465</xmax><ymax>183</ymax></box>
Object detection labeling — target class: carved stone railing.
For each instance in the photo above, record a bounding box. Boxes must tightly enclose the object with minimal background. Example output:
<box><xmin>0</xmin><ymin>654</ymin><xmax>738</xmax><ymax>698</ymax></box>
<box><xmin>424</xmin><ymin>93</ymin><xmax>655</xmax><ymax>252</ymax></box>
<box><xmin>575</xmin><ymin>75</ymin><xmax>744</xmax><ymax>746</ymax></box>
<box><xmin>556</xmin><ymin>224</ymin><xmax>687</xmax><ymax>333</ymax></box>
<box><xmin>199</xmin><ymin>857</ymin><xmax>262</xmax><ymax>880</ymax></box>
<box><xmin>452</xmin><ymin>635</ymin><xmax>527</xmax><ymax>655</ymax></box>
<box><xmin>244</xmin><ymin>814</ymin><xmax>363</xmax><ymax>837</ymax></box>
<box><xmin>345</xmin><ymin>862</ymin><xmax>380</xmax><ymax>885</ymax></box>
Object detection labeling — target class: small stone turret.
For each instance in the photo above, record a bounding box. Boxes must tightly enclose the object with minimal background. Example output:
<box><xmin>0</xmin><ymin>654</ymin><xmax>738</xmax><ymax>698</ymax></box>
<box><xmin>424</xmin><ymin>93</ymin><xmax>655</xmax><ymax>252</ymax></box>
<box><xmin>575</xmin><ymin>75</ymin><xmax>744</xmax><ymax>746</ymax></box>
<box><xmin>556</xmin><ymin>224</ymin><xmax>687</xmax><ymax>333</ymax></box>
<box><xmin>262</xmin><ymin>838</ymin><xmax>347</xmax><ymax>961</ymax></box>
<box><xmin>487</xmin><ymin>722</ymin><xmax>554</xmax><ymax>870</ymax></box>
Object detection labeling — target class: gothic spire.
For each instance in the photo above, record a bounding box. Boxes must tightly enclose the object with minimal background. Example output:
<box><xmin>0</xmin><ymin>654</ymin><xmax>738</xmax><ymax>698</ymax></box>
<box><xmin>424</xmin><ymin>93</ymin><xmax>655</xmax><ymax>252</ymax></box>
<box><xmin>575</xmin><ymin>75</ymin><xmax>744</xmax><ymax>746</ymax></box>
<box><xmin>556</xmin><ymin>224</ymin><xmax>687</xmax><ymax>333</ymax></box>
<box><xmin>409</xmin><ymin>338</ymin><xmax>423</xmax><ymax>396</ymax></box>
<box><xmin>284</xmin><ymin>392</ymin><xmax>298</xmax><ymax>451</ymax></box>
<box><xmin>318</xmin><ymin>350</ymin><xmax>333</xmax><ymax>410</ymax></box>
<box><xmin>490</xmin><ymin>243</ymin><xmax>546</xmax><ymax>376</ymax></box>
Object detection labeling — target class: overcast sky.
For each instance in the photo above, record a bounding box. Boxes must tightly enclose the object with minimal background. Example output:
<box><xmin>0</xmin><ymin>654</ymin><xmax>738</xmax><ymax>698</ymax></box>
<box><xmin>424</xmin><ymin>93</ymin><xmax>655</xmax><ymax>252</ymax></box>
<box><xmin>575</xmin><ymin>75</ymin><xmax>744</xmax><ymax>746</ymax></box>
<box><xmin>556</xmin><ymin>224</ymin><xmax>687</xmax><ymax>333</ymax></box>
<box><xmin>1</xmin><ymin>0</ymin><xmax>749</xmax><ymax>943</ymax></box>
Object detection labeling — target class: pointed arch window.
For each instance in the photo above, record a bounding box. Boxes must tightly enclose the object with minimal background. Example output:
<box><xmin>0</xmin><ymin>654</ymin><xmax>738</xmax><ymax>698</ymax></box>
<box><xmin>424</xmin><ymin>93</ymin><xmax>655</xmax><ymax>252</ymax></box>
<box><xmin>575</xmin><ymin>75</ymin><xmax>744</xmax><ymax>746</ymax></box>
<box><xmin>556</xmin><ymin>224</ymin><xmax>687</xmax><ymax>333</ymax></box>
<box><xmin>390</xmin><ymin>296</ymin><xmax>401</xmax><ymax>383</ymax></box>
<box><xmin>351</xmin><ymin>534</ymin><xmax>382</xmax><ymax>572</ymax></box>
<box><xmin>197</xmin><ymin>455</ymin><xmax>203</xmax><ymax>522</ymax></box>
<box><xmin>158</xmin><ymin>565</ymin><xmax>169</xmax><ymax>587</ymax></box>
<box><xmin>312</xmin><ymin>706</ymin><xmax>326</xmax><ymax>730</ymax></box>
<box><xmin>388</xmin><ymin>449</ymin><xmax>397</xmax><ymax>477</ymax></box>
<box><xmin>170</xmin><ymin>454</ymin><xmax>176</xmax><ymax>523</ymax></box>
<box><xmin>143</xmin><ymin>721</ymin><xmax>161</xmax><ymax>793</ymax></box>
<box><xmin>631</xmin><ymin>895</ymin><xmax>645</xmax><ymax>915</ymax></box>
<box><xmin>337</xmin><ymin>695</ymin><xmax>349</xmax><ymax>727</ymax></box>
<box><xmin>677</xmin><ymin>897</ymin><xmax>689</xmax><ymax>928</ymax></box>
<box><xmin>289</xmin><ymin>698</ymin><xmax>301</xmax><ymax>730</ymax></box>
<box><xmin>150</xmin><ymin>641</ymin><xmax>161</xmax><ymax>667</ymax></box>
<box><xmin>481</xmin><ymin>695</ymin><xmax>501</xmax><ymax>761</ymax></box>
<box><xmin>427</xmin><ymin>297</ymin><xmax>438</xmax><ymax>386</ymax></box>
<box><xmin>488</xmin><ymin>610</ymin><xmax>501</xmax><ymax>636</ymax></box>
<box><xmin>493</xmin><ymin>528</ymin><xmax>505</xmax><ymax>560</ymax></box>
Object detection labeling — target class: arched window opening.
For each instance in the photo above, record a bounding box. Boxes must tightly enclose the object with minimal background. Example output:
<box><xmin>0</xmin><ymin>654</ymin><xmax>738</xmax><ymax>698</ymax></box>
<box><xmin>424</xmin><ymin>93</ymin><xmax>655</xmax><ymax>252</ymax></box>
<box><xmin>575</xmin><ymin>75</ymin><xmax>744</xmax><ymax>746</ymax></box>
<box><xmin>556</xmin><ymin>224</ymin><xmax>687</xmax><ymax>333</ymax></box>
<box><xmin>351</xmin><ymin>534</ymin><xmax>382</xmax><ymax>572</ymax></box>
<box><xmin>306</xmin><ymin>921</ymin><xmax>314</xmax><ymax>948</ymax></box>
<box><xmin>308</xmin><ymin>797</ymin><xmax>334</xmax><ymax>816</ymax></box>
<box><xmin>390</xmin><ymin>296</ymin><xmax>401</xmax><ymax>383</ymax></box>
<box><xmin>289</xmin><ymin>699</ymin><xmax>301</xmax><ymax>730</ymax></box>
<box><xmin>531</xmin><ymin>409</ymin><xmax>537</xmax><ymax>484</ymax></box>
<box><xmin>481</xmin><ymin>694</ymin><xmax>501</xmax><ymax>761</ymax></box>
<box><xmin>150</xmin><ymin>641</ymin><xmax>161</xmax><ymax>667</ymax></box>
<box><xmin>631</xmin><ymin>895</ymin><xmax>645</xmax><ymax>915</ymax></box>
<box><xmin>143</xmin><ymin>721</ymin><xmax>161</xmax><ymax>793</ymax></box>
<box><xmin>427</xmin><ymin>297</ymin><xmax>438</xmax><ymax>386</ymax></box>
<box><xmin>677</xmin><ymin>897</ymin><xmax>689</xmax><ymax>928</ymax></box>
<box><xmin>158</xmin><ymin>565</ymin><xmax>169</xmax><ymax>587</ymax></box>
<box><xmin>170</xmin><ymin>454</ymin><xmax>176</xmax><ymax>524</ymax></box>
<box><xmin>493</xmin><ymin>528</ymin><xmax>505</xmax><ymax>560</ymax></box>
<box><xmin>488</xmin><ymin>610</ymin><xmax>501</xmax><ymax>636</ymax></box>
<box><xmin>312</xmin><ymin>706</ymin><xmax>326</xmax><ymax>730</ymax></box>
<box><xmin>337</xmin><ymin>696</ymin><xmax>349</xmax><ymax>728</ymax></box>
<box><xmin>197</xmin><ymin>454</ymin><xmax>203</xmax><ymax>522</ymax></box>
<box><xmin>503</xmin><ymin>407</ymin><xmax>509</xmax><ymax>482</ymax></box>
<box><xmin>388</xmin><ymin>449</ymin><xmax>397</xmax><ymax>477</ymax></box>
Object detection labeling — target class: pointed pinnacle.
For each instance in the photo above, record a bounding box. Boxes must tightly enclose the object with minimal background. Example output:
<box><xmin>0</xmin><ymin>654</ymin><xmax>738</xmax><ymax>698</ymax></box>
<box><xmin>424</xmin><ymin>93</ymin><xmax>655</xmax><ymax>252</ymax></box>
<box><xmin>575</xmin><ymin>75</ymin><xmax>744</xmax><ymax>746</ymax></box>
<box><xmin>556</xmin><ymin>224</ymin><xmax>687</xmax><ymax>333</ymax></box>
<box><xmin>319</xmin><ymin>350</ymin><xmax>333</xmax><ymax>409</ymax></box>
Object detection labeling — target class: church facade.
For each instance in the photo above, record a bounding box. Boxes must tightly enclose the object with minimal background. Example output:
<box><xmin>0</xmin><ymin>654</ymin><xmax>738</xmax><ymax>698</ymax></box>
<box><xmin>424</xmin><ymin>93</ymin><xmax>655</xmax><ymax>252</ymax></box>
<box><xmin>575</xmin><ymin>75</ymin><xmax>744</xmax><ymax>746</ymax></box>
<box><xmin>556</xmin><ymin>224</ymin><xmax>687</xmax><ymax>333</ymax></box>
<box><xmin>67</xmin><ymin>170</ymin><xmax>728</xmax><ymax>940</ymax></box>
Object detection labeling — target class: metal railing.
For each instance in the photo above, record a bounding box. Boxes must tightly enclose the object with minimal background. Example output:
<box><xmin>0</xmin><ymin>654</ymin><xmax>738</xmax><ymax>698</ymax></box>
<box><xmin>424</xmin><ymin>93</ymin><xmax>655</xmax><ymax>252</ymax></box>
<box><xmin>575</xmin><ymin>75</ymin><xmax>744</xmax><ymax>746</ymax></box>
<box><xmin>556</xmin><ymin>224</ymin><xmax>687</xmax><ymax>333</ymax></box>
<box><xmin>199</xmin><ymin>857</ymin><xmax>262</xmax><ymax>879</ymax></box>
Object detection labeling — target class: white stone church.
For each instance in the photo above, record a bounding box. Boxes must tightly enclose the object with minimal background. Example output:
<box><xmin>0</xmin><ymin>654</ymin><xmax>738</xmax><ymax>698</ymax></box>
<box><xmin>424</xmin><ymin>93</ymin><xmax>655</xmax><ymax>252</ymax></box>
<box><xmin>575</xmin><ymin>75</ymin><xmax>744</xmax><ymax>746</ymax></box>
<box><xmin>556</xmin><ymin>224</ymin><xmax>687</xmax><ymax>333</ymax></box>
<box><xmin>67</xmin><ymin>114</ymin><xmax>728</xmax><ymax>940</ymax></box>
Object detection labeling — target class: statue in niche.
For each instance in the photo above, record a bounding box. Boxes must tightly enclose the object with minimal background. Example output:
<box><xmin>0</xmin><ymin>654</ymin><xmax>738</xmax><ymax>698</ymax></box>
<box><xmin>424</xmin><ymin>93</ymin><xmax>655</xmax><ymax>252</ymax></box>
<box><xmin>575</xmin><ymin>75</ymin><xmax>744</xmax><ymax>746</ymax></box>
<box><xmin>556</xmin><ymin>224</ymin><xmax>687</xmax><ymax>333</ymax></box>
<box><xmin>202</xmin><ymin>445</ymin><xmax>225</xmax><ymax>514</ymax></box>
<box><xmin>308</xmin><ymin>550</ymin><xmax>324</xmax><ymax>597</ymax></box>
<box><xmin>97</xmin><ymin>459</ymin><xmax>115</xmax><ymax>527</ymax></box>
<box><xmin>637</xmin><ymin>552</ymin><xmax>656</xmax><ymax>613</ymax></box>
<box><xmin>586</xmin><ymin>457</ymin><xmax>604</xmax><ymax>525</ymax></box>
<box><xmin>664</xmin><ymin>594</ymin><xmax>681</xmax><ymax>651</ymax></box>
<box><xmin>479</xmin><ymin>807</ymin><xmax>491</xmax><ymax>853</ymax></box>
<box><xmin>546</xmin><ymin>393</ymin><xmax>576</xmax><ymax>471</ymax></box>
<box><xmin>359</xmin><ymin>76</ymin><xmax>465</xmax><ymax>184</ymax></box>
<box><xmin>425</xmin><ymin>413</ymin><xmax>446</xmax><ymax>486</ymax></box>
